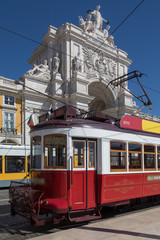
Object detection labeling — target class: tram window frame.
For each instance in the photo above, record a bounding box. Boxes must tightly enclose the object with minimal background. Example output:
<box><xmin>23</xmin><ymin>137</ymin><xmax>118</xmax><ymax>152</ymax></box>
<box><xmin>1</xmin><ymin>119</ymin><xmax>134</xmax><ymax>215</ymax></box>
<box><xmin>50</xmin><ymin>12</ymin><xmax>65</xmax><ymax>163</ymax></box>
<box><xmin>88</xmin><ymin>141</ymin><xmax>96</xmax><ymax>168</ymax></box>
<box><xmin>157</xmin><ymin>146</ymin><xmax>160</xmax><ymax>170</ymax></box>
<box><xmin>31</xmin><ymin>136</ymin><xmax>42</xmax><ymax>169</ymax></box>
<box><xmin>144</xmin><ymin>144</ymin><xmax>155</xmax><ymax>170</ymax></box>
<box><xmin>110</xmin><ymin>141</ymin><xmax>126</xmax><ymax>172</ymax></box>
<box><xmin>128</xmin><ymin>143</ymin><xmax>142</xmax><ymax>171</ymax></box>
<box><xmin>44</xmin><ymin>134</ymin><xmax>67</xmax><ymax>169</ymax></box>
<box><xmin>73</xmin><ymin>141</ymin><xmax>85</xmax><ymax>168</ymax></box>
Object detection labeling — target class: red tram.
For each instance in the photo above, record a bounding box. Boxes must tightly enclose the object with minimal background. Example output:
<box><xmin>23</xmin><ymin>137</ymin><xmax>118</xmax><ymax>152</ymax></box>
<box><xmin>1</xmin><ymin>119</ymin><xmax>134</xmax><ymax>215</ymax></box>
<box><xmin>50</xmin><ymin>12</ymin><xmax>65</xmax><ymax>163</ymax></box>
<box><xmin>9</xmin><ymin>105</ymin><xmax>160</xmax><ymax>225</ymax></box>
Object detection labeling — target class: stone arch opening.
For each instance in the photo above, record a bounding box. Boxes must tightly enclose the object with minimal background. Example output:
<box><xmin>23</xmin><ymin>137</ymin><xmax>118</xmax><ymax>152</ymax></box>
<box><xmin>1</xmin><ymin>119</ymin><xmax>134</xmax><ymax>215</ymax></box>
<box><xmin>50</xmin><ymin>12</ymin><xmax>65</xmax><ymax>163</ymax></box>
<box><xmin>88</xmin><ymin>81</ymin><xmax>116</xmax><ymax>114</ymax></box>
<box><xmin>1</xmin><ymin>139</ymin><xmax>18</xmax><ymax>145</ymax></box>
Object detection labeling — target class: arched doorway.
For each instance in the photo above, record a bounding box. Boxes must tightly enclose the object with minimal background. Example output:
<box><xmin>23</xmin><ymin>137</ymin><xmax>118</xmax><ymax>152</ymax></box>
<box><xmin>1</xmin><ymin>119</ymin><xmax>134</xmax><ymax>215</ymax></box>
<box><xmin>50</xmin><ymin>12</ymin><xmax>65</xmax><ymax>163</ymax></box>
<box><xmin>88</xmin><ymin>81</ymin><xmax>116</xmax><ymax>114</ymax></box>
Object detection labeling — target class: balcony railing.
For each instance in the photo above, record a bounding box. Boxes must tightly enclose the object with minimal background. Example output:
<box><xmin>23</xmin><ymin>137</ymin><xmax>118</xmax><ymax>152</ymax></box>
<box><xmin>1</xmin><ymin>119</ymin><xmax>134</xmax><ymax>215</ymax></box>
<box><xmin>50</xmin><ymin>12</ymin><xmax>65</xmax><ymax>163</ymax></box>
<box><xmin>0</xmin><ymin>128</ymin><xmax>17</xmax><ymax>134</ymax></box>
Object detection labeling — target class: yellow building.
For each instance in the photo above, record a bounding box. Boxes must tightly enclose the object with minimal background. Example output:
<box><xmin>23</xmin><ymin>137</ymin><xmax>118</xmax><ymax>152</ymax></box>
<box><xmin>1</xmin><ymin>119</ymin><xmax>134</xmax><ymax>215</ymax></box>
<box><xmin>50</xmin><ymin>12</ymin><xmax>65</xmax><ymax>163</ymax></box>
<box><xmin>0</xmin><ymin>76</ymin><xmax>23</xmax><ymax>145</ymax></box>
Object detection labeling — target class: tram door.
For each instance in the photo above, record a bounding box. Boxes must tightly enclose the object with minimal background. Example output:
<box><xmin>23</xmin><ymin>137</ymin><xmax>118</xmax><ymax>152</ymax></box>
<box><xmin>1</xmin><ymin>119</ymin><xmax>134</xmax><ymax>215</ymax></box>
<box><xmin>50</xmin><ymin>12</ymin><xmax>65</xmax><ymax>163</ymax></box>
<box><xmin>72</xmin><ymin>139</ymin><xmax>97</xmax><ymax>210</ymax></box>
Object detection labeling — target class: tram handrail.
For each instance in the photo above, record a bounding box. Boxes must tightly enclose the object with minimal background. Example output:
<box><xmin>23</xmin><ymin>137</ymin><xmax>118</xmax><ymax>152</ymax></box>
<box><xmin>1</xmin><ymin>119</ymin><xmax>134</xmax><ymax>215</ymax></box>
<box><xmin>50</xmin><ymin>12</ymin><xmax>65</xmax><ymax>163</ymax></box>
<box><xmin>70</xmin><ymin>156</ymin><xmax>73</xmax><ymax>187</ymax></box>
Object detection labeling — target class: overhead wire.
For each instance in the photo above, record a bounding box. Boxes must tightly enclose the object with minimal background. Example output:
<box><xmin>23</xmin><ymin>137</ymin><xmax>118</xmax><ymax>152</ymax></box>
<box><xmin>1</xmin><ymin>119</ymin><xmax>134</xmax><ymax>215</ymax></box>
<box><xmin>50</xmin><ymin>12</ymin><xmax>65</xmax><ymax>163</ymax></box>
<box><xmin>1</xmin><ymin>0</ymin><xmax>146</xmax><ymax>154</ymax></box>
<box><xmin>0</xmin><ymin>0</ymin><xmax>145</xmax><ymax>97</ymax></box>
<box><xmin>129</xmin><ymin>78</ymin><xmax>160</xmax><ymax>95</ymax></box>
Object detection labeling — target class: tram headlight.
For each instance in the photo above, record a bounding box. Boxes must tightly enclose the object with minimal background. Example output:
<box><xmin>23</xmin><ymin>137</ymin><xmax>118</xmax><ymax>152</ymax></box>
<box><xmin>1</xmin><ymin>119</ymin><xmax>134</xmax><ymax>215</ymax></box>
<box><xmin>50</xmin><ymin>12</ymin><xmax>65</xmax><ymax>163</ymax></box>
<box><xmin>43</xmin><ymin>200</ymin><xmax>48</xmax><ymax>205</ymax></box>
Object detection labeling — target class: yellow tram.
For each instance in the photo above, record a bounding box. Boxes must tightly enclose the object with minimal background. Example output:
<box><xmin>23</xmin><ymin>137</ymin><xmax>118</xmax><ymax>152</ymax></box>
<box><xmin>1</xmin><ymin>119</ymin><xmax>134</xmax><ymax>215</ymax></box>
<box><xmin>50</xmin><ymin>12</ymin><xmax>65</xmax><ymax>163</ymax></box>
<box><xmin>0</xmin><ymin>145</ymin><xmax>30</xmax><ymax>187</ymax></box>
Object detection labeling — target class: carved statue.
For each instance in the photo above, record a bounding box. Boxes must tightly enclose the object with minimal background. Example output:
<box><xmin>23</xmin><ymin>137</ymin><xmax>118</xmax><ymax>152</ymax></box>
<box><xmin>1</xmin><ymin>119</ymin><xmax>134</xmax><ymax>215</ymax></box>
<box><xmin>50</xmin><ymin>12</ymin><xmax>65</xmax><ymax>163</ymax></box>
<box><xmin>103</xmin><ymin>25</ymin><xmax>110</xmax><ymax>38</ymax></box>
<box><xmin>91</xmin><ymin>5</ymin><xmax>109</xmax><ymax>31</ymax></box>
<box><xmin>79</xmin><ymin>5</ymin><xmax>109</xmax><ymax>33</ymax></box>
<box><xmin>72</xmin><ymin>53</ymin><xmax>82</xmax><ymax>73</ymax></box>
<box><xmin>85</xmin><ymin>10</ymin><xmax>94</xmax><ymax>32</ymax></box>
<box><xmin>53</xmin><ymin>52</ymin><xmax>60</xmax><ymax>74</ymax></box>
<box><xmin>26</xmin><ymin>60</ymin><xmax>50</xmax><ymax>80</ymax></box>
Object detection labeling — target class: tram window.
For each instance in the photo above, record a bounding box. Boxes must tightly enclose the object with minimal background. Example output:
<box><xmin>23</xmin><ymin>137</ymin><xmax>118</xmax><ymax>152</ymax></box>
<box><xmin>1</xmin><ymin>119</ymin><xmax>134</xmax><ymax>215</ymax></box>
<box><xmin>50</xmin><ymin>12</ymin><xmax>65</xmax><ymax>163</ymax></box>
<box><xmin>157</xmin><ymin>146</ymin><xmax>160</xmax><ymax>169</ymax></box>
<box><xmin>144</xmin><ymin>145</ymin><xmax>155</xmax><ymax>170</ymax></box>
<box><xmin>5</xmin><ymin>156</ymin><xmax>25</xmax><ymax>173</ymax></box>
<box><xmin>110</xmin><ymin>141</ymin><xmax>126</xmax><ymax>171</ymax></box>
<box><xmin>129</xmin><ymin>143</ymin><xmax>142</xmax><ymax>170</ymax></box>
<box><xmin>0</xmin><ymin>156</ymin><xmax>2</xmax><ymax>173</ymax></box>
<box><xmin>89</xmin><ymin>142</ymin><xmax>95</xmax><ymax>168</ymax></box>
<box><xmin>31</xmin><ymin>136</ymin><xmax>41</xmax><ymax>169</ymax></box>
<box><xmin>44</xmin><ymin>135</ymin><xmax>66</xmax><ymax>168</ymax></box>
<box><xmin>73</xmin><ymin>141</ymin><xmax>84</xmax><ymax>168</ymax></box>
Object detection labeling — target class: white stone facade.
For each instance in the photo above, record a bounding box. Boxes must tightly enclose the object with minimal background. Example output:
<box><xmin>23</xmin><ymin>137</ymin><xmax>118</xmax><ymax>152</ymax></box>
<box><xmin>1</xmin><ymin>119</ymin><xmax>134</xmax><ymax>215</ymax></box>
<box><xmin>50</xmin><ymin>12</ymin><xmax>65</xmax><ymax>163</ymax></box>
<box><xmin>22</xmin><ymin>6</ymin><xmax>138</xmax><ymax>128</ymax></box>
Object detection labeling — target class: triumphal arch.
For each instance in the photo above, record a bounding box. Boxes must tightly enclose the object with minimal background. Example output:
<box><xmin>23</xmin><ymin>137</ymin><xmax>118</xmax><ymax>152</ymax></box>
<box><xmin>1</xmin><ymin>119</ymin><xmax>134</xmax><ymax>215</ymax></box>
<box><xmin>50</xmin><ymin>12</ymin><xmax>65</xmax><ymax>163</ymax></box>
<box><xmin>21</xmin><ymin>5</ymin><xmax>137</xmax><ymax>120</ymax></box>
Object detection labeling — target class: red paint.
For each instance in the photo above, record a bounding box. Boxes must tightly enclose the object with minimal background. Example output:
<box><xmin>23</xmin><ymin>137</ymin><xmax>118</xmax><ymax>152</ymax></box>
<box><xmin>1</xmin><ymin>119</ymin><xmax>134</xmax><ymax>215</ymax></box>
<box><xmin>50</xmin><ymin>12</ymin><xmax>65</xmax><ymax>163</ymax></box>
<box><xmin>120</xmin><ymin>115</ymin><xmax>142</xmax><ymax>131</ymax></box>
<box><xmin>72</xmin><ymin>171</ymin><xmax>86</xmax><ymax>210</ymax></box>
<box><xmin>31</xmin><ymin>170</ymin><xmax>97</xmax><ymax>212</ymax></box>
<box><xmin>97</xmin><ymin>173</ymin><xmax>160</xmax><ymax>204</ymax></box>
<box><xmin>72</xmin><ymin>170</ymin><xmax>96</xmax><ymax>210</ymax></box>
<box><xmin>31</xmin><ymin>170</ymin><xmax>160</xmax><ymax>214</ymax></box>
<box><xmin>31</xmin><ymin>171</ymin><xmax>68</xmax><ymax>199</ymax></box>
<box><xmin>87</xmin><ymin>170</ymin><xmax>96</xmax><ymax>208</ymax></box>
<box><xmin>34</xmin><ymin>198</ymin><xmax>68</xmax><ymax>213</ymax></box>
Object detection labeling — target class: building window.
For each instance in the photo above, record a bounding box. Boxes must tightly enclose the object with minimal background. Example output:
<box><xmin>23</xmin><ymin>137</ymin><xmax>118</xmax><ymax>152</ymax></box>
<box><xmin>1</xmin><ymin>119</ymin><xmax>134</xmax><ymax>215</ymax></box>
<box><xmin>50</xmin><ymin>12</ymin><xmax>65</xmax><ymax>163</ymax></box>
<box><xmin>4</xmin><ymin>113</ymin><xmax>14</xmax><ymax>132</ymax></box>
<box><xmin>44</xmin><ymin>135</ymin><xmax>66</xmax><ymax>169</ymax></box>
<box><xmin>129</xmin><ymin>143</ymin><xmax>142</xmax><ymax>170</ymax></box>
<box><xmin>110</xmin><ymin>141</ymin><xmax>126</xmax><ymax>171</ymax></box>
<box><xmin>4</xmin><ymin>95</ymin><xmax>14</xmax><ymax>105</ymax></box>
<box><xmin>31</xmin><ymin>136</ymin><xmax>41</xmax><ymax>169</ymax></box>
<box><xmin>144</xmin><ymin>145</ymin><xmax>155</xmax><ymax>170</ymax></box>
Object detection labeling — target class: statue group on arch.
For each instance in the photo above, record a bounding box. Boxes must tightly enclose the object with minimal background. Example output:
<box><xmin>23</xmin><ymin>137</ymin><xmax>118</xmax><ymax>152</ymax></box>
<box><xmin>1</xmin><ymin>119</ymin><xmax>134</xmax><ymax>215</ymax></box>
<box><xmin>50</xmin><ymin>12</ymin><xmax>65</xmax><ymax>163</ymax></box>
<box><xmin>79</xmin><ymin>5</ymin><xmax>110</xmax><ymax>34</ymax></box>
<box><xmin>26</xmin><ymin>52</ymin><xmax>61</xmax><ymax>80</ymax></box>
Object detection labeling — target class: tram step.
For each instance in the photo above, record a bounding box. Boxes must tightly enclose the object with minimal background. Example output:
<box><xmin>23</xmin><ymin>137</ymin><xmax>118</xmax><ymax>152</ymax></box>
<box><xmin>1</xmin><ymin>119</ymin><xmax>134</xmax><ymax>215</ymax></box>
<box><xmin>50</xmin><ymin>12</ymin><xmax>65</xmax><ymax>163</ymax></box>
<box><xmin>68</xmin><ymin>209</ymin><xmax>101</xmax><ymax>223</ymax></box>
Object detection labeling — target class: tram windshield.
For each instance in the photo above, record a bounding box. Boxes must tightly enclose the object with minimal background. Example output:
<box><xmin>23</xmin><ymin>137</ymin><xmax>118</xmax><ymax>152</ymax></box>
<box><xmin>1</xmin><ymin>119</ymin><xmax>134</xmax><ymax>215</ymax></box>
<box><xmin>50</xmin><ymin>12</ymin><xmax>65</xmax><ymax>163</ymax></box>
<box><xmin>31</xmin><ymin>136</ymin><xmax>41</xmax><ymax>169</ymax></box>
<box><xmin>44</xmin><ymin>135</ymin><xmax>66</xmax><ymax>169</ymax></box>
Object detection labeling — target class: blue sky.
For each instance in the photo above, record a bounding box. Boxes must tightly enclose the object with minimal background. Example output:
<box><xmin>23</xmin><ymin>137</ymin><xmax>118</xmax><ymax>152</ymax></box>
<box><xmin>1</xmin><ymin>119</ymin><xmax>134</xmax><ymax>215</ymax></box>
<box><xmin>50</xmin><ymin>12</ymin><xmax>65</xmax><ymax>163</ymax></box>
<box><xmin>0</xmin><ymin>0</ymin><xmax>160</xmax><ymax>116</ymax></box>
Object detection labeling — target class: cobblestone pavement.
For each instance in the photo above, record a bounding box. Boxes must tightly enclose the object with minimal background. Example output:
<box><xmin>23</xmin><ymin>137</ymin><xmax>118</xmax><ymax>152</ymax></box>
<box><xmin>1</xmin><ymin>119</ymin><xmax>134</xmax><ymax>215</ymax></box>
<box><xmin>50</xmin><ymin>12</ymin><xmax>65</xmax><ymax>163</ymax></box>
<box><xmin>0</xmin><ymin>189</ymin><xmax>57</xmax><ymax>240</ymax></box>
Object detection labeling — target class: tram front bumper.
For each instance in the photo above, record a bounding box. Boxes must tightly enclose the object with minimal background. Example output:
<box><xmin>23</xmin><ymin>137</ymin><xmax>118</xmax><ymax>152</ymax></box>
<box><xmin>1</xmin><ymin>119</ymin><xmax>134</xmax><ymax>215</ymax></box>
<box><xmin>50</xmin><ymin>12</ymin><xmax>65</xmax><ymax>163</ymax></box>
<box><xmin>34</xmin><ymin>198</ymin><xmax>69</xmax><ymax>214</ymax></box>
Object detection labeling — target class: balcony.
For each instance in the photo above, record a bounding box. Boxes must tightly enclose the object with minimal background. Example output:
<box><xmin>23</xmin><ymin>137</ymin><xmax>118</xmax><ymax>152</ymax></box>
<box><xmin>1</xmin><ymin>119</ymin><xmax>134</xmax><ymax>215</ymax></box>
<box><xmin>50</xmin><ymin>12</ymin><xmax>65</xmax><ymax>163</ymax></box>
<box><xmin>0</xmin><ymin>128</ymin><xmax>17</xmax><ymax>135</ymax></box>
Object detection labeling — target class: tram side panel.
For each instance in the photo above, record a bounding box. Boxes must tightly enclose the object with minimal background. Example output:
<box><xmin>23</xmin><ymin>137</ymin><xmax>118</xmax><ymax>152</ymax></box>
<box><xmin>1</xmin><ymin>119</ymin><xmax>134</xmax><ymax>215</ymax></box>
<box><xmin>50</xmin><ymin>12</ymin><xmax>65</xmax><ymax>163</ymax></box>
<box><xmin>97</xmin><ymin>135</ymin><xmax>160</xmax><ymax>205</ymax></box>
<box><xmin>143</xmin><ymin>173</ymin><xmax>160</xmax><ymax>197</ymax></box>
<box><xmin>97</xmin><ymin>173</ymin><xmax>143</xmax><ymax>204</ymax></box>
<box><xmin>98</xmin><ymin>172</ymin><xmax>160</xmax><ymax>205</ymax></box>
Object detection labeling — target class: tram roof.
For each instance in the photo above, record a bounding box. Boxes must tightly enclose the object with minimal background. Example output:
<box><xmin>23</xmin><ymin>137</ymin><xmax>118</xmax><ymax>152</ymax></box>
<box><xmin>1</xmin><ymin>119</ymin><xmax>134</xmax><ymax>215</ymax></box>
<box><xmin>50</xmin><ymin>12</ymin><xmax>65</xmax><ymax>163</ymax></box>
<box><xmin>31</xmin><ymin>106</ymin><xmax>160</xmax><ymax>138</ymax></box>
